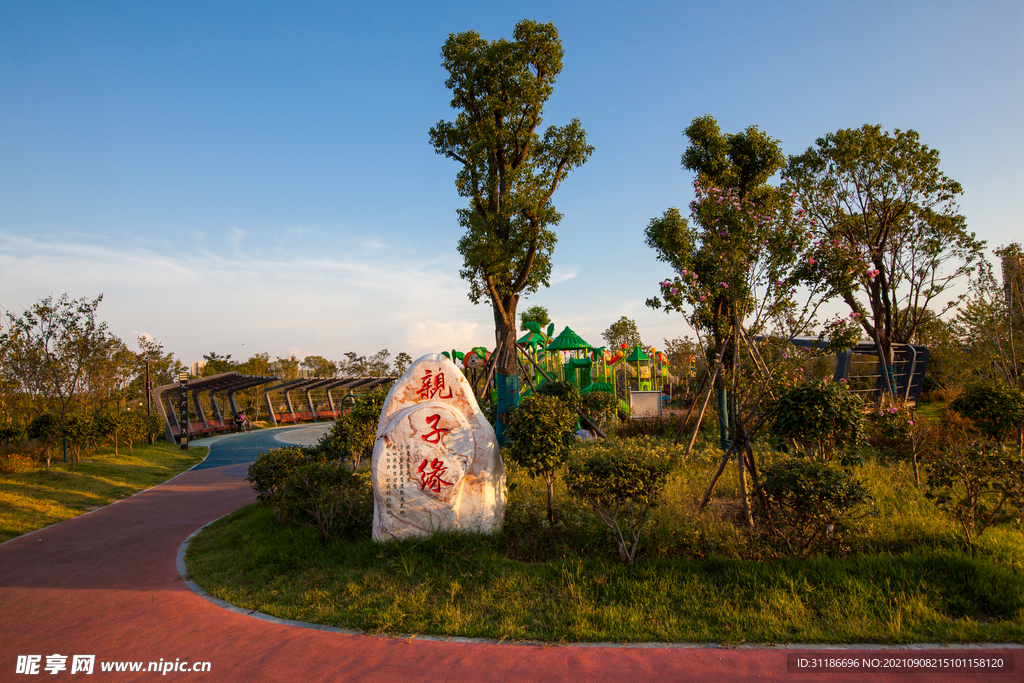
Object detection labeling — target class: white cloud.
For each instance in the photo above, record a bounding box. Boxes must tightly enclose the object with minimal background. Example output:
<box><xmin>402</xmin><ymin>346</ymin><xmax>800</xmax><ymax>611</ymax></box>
<box><xmin>0</xmin><ymin>232</ymin><xmax>495</xmax><ymax>364</ymax></box>
<box><xmin>549</xmin><ymin>265</ymin><xmax>579</xmax><ymax>284</ymax></box>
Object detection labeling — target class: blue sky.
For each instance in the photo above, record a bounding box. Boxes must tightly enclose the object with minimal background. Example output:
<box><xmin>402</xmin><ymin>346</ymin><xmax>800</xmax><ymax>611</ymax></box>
<box><xmin>2</xmin><ymin>1</ymin><xmax>1021</xmax><ymax>367</ymax></box>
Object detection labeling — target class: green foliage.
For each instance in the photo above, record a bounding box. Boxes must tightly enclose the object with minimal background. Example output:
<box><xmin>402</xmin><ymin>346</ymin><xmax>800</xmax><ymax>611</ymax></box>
<box><xmin>281</xmin><ymin>462</ymin><xmax>372</xmax><ymax>542</ymax></box>
<box><xmin>519</xmin><ymin>305</ymin><xmax>551</xmax><ymax>332</ymax></box>
<box><xmin>429</xmin><ymin>19</ymin><xmax>592</xmax><ymax>375</ymax></box>
<box><xmin>581</xmin><ymin>390</ymin><xmax>617</xmax><ymax>430</ymax></box>
<box><xmin>565</xmin><ymin>439</ymin><xmax>671</xmax><ymax>565</ymax></box>
<box><xmin>602</xmin><ymin>316</ymin><xmax>643</xmax><ymax>351</ymax></box>
<box><xmin>94</xmin><ymin>409</ymin><xmax>127</xmax><ymax>455</ymax></box>
<box><xmin>532</xmin><ymin>380</ymin><xmax>581</xmax><ymax>413</ymax></box>
<box><xmin>27</xmin><ymin>414</ymin><xmax>60</xmax><ymax>444</ymax></box>
<box><xmin>61</xmin><ymin>413</ymin><xmax>95</xmax><ymax>462</ymax></box>
<box><xmin>246</xmin><ymin>447</ymin><xmax>329</xmax><ymax>522</ymax></box>
<box><xmin>926</xmin><ymin>441</ymin><xmax>1024</xmax><ymax>544</ymax></box>
<box><xmin>201</xmin><ymin>351</ymin><xmax>238</xmax><ymax>376</ymax></box>
<box><xmin>767</xmin><ymin>380</ymin><xmax>864</xmax><ymax>464</ymax></box>
<box><xmin>786</xmin><ymin>124</ymin><xmax>985</xmax><ymax>359</ymax></box>
<box><xmin>866</xmin><ymin>401</ymin><xmax>917</xmax><ymax>461</ymax></box>
<box><xmin>951</xmin><ymin>382</ymin><xmax>1024</xmax><ymax>443</ymax></box>
<box><xmin>316</xmin><ymin>388</ymin><xmax>387</xmax><ymax>468</ymax></box>
<box><xmin>614</xmin><ymin>415</ymin><xmax>678</xmax><ymax>439</ymax></box>
<box><xmin>759</xmin><ymin>459</ymin><xmax>872</xmax><ymax>558</ymax></box>
<box><xmin>0</xmin><ymin>422</ymin><xmax>23</xmax><ymax>444</ymax></box>
<box><xmin>504</xmin><ymin>393</ymin><xmax>577</xmax><ymax>523</ymax></box>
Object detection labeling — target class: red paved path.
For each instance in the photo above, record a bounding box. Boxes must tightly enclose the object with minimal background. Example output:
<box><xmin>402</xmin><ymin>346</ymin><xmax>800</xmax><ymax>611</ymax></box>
<box><xmin>1</xmin><ymin>462</ymin><xmax>1019</xmax><ymax>682</ymax></box>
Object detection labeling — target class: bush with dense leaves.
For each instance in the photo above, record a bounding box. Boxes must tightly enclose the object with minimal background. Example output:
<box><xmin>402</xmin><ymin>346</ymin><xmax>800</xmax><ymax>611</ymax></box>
<box><xmin>27</xmin><ymin>413</ymin><xmax>61</xmax><ymax>467</ymax></box>
<box><xmin>758</xmin><ymin>459</ymin><xmax>872</xmax><ymax>558</ymax></box>
<box><xmin>0</xmin><ymin>422</ymin><xmax>23</xmax><ymax>444</ymax></box>
<box><xmin>767</xmin><ymin>380</ymin><xmax>864</xmax><ymax>464</ymax></box>
<box><xmin>565</xmin><ymin>439</ymin><xmax>671</xmax><ymax>565</ymax></box>
<box><xmin>925</xmin><ymin>440</ymin><xmax>1024</xmax><ymax>544</ymax></box>
<box><xmin>581</xmin><ymin>390</ymin><xmax>617</xmax><ymax>430</ymax></box>
<box><xmin>61</xmin><ymin>413</ymin><xmax>95</xmax><ymax>462</ymax></box>
<box><xmin>504</xmin><ymin>393</ymin><xmax>578</xmax><ymax>524</ymax></box>
<box><xmin>94</xmin><ymin>410</ymin><xmax>128</xmax><ymax>456</ymax></box>
<box><xmin>865</xmin><ymin>401</ymin><xmax>917</xmax><ymax>463</ymax></box>
<box><xmin>281</xmin><ymin>462</ymin><xmax>372</xmax><ymax>541</ymax></box>
<box><xmin>532</xmin><ymin>380</ymin><xmax>582</xmax><ymax>413</ymax></box>
<box><xmin>247</xmin><ymin>447</ymin><xmax>329</xmax><ymax>522</ymax></box>
<box><xmin>317</xmin><ymin>389</ymin><xmax>387</xmax><ymax>467</ymax></box>
<box><xmin>951</xmin><ymin>381</ymin><xmax>1024</xmax><ymax>444</ymax></box>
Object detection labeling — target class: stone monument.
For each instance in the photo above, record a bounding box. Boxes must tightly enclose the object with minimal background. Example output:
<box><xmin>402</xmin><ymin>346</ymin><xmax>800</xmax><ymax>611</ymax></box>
<box><xmin>371</xmin><ymin>353</ymin><xmax>505</xmax><ymax>542</ymax></box>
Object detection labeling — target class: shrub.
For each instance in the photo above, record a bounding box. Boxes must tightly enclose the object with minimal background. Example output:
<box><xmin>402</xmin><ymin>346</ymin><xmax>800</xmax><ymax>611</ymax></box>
<box><xmin>27</xmin><ymin>414</ymin><xmax>61</xmax><ymax>469</ymax></box>
<box><xmin>580</xmin><ymin>390</ymin><xmax>617</xmax><ymax>431</ymax></box>
<box><xmin>504</xmin><ymin>393</ymin><xmax>578</xmax><ymax>524</ymax></box>
<box><xmin>317</xmin><ymin>389</ymin><xmax>387</xmax><ymax>467</ymax></box>
<box><xmin>61</xmin><ymin>413</ymin><xmax>95</xmax><ymax>463</ymax></box>
<box><xmin>94</xmin><ymin>410</ymin><xmax>127</xmax><ymax>456</ymax></box>
<box><xmin>767</xmin><ymin>380</ymin><xmax>864</xmax><ymax>464</ymax></box>
<box><xmin>0</xmin><ymin>422</ymin><xmax>23</xmax><ymax>444</ymax></box>
<box><xmin>281</xmin><ymin>462</ymin><xmax>372</xmax><ymax>541</ymax></box>
<box><xmin>533</xmin><ymin>380</ymin><xmax>582</xmax><ymax>413</ymax></box>
<box><xmin>925</xmin><ymin>440</ymin><xmax>1024</xmax><ymax>544</ymax></box>
<box><xmin>143</xmin><ymin>414</ymin><xmax>164</xmax><ymax>443</ymax></box>
<box><xmin>951</xmin><ymin>381</ymin><xmax>1024</xmax><ymax>444</ymax></box>
<box><xmin>0</xmin><ymin>451</ymin><xmax>35</xmax><ymax>473</ymax></box>
<box><xmin>758</xmin><ymin>459</ymin><xmax>872</xmax><ymax>558</ymax></box>
<box><xmin>120</xmin><ymin>412</ymin><xmax>149</xmax><ymax>452</ymax></box>
<box><xmin>247</xmin><ymin>447</ymin><xmax>328</xmax><ymax>522</ymax></box>
<box><xmin>565</xmin><ymin>439</ymin><xmax>671</xmax><ymax>565</ymax></box>
<box><xmin>615</xmin><ymin>414</ymin><xmax>678</xmax><ymax>439</ymax></box>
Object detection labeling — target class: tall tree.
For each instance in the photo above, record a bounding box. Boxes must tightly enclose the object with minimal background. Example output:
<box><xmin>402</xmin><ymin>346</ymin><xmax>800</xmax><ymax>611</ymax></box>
<box><xmin>201</xmin><ymin>352</ymin><xmax>237</xmax><ymax>376</ymax></box>
<box><xmin>786</xmin><ymin>125</ymin><xmax>984</xmax><ymax>381</ymax></box>
<box><xmin>602</xmin><ymin>316</ymin><xmax>643</xmax><ymax>351</ymax></box>
<box><xmin>519</xmin><ymin>305</ymin><xmax>551</xmax><ymax>332</ymax></box>
<box><xmin>0</xmin><ymin>294</ymin><xmax>111</xmax><ymax>421</ymax></box>
<box><xmin>429</xmin><ymin>20</ymin><xmax>593</xmax><ymax>436</ymax></box>
<box><xmin>645</xmin><ymin>116</ymin><xmax>860</xmax><ymax>525</ymax></box>
<box><xmin>300</xmin><ymin>355</ymin><xmax>338</xmax><ymax>378</ymax></box>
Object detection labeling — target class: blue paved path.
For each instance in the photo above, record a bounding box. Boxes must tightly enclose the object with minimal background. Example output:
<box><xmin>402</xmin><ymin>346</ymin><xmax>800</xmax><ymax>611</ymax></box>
<box><xmin>189</xmin><ymin>423</ymin><xmax>333</xmax><ymax>470</ymax></box>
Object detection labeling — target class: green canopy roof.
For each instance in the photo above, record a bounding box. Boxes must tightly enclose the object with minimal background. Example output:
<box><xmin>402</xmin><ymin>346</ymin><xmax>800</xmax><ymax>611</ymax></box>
<box><xmin>517</xmin><ymin>330</ymin><xmax>546</xmax><ymax>346</ymax></box>
<box><xmin>546</xmin><ymin>326</ymin><xmax>592</xmax><ymax>351</ymax></box>
<box><xmin>625</xmin><ymin>344</ymin><xmax>650</xmax><ymax>362</ymax></box>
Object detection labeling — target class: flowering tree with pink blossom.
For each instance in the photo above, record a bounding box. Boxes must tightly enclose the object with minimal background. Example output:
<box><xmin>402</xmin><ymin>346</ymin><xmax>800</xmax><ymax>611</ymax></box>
<box><xmin>785</xmin><ymin>125</ymin><xmax>985</xmax><ymax>379</ymax></box>
<box><xmin>645</xmin><ymin>115</ymin><xmax>863</xmax><ymax>524</ymax></box>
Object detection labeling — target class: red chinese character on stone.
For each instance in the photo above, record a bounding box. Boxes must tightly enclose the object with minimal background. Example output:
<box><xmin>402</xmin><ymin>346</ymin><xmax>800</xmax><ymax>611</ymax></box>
<box><xmin>416</xmin><ymin>369</ymin><xmax>453</xmax><ymax>400</ymax></box>
<box><xmin>421</xmin><ymin>413</ymin><xmax>451</xmax><ymax>444</ymax></box>
<box><xmin>418</xmin><ymin>457</ymin><xmax>453</xmax><ymax>493</ymax></box>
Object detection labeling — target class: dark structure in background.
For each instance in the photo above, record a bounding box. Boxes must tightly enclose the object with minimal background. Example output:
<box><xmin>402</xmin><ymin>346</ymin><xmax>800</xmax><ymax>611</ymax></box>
<box><xmin>791</xmin><ymin>338</ymin><xmax>930</xmax><ymax>405</ymax></box>
<box><xmin>262</xmin><ymin>376</ymin><xmax>395</xmax><ymax>425</ymax></box>
<box><xmin>152</xmin><ymin>372</ymin><xmax>276</xmax><ymax>444</ymax></box>
<box><xmin>152</xmin><ymin>372</ymin><xmax>399</xmax><ymax>444</ymax></box>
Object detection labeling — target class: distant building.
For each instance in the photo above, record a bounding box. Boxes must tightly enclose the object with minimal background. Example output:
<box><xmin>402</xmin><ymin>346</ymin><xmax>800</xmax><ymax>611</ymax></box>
<box><xmin>189</xmin><ymin>360</ymin><xmax>207</xmax><ymax>377</ymax></box>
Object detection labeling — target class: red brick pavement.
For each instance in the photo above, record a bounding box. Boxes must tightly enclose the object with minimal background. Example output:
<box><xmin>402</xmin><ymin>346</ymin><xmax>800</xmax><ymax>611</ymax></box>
<box><xmin>1</xmin><ymin>463</ymin><xmax>1019</xmax><ymax>682</ymax></box>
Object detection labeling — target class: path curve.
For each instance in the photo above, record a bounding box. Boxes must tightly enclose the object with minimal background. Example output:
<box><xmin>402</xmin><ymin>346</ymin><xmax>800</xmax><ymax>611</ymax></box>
<box><xmin>1</xmin><ymin>428</ymin><xmax>1019</xmax><ymax>682</ymax></box>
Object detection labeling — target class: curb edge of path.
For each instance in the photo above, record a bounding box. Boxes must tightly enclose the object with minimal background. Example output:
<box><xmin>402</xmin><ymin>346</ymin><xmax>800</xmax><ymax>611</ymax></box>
<box><xmin>175</xmin><ymin>514</ymin><xmax>1024</xmax><ymax>653</ymax></box>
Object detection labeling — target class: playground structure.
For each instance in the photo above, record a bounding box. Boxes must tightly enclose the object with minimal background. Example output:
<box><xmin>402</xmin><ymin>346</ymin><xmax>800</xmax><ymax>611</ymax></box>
<box><xmin>444</xmin><ymin>321</ymin><xmax>676</xmax><ymax>422</ymax></box>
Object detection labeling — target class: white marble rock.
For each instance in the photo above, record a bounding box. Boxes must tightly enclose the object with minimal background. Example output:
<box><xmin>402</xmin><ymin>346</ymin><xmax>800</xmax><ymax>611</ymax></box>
<box><xmin>371</xmin><ymin>353</ymin><xmax>505</xmax><ymax>542</ymax></box>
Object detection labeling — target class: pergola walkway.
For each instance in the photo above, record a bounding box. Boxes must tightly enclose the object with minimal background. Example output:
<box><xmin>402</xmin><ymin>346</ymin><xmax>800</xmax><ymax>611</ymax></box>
<box><xmin>0</xmin><ymin>427</ymin><xmax>1017</xmax><ymax>682</ymax></box>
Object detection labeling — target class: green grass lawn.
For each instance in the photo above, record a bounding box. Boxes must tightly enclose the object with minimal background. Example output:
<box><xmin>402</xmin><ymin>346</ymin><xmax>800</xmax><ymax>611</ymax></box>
<box><xmin>0</xmin><ymin>441</ymin><xmax>207</xmax><ymax>543</ymax></box>
<box><xmin>185</xmin><ymin>434</ymin><xmax>1024</xmax><ymax>644</ymax></box>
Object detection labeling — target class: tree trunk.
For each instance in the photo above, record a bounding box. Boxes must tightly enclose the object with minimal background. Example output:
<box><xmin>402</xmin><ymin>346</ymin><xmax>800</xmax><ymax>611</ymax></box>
<box><xmin>545</xmin><ymin>473</ymin><xmax>555</xmax><ymax>525</ymax></box>
<box><xmin>493</xmin><ymin>300</ymin><xmax>521</xmax><ymax>445</ymax></box>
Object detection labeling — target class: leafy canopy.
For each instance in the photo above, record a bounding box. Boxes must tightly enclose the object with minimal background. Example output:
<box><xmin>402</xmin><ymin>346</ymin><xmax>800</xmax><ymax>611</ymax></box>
<box><xmin>786</xmin><ymin>125</ymin><xmax>984</xmax><ymax>353</ymax></box>
<box><xmin>429</xmin><ymin>20</ymin><xmax>593</xmax><ymax>331</ymax></box>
